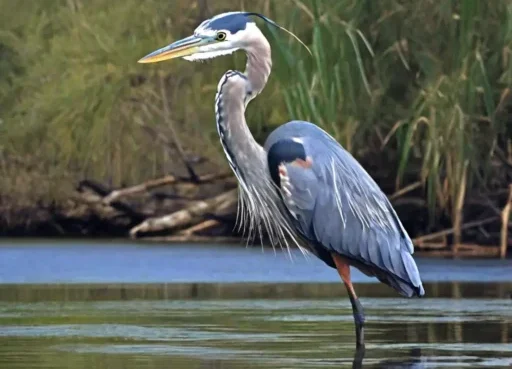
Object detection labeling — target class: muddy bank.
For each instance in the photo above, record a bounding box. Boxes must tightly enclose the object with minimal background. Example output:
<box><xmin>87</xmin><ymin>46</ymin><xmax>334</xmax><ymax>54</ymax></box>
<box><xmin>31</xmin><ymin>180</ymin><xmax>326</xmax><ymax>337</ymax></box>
<box><xmin>1</xmin><ymin>172</ymin><xmax>510</xmax><ymax>258</ymax></box>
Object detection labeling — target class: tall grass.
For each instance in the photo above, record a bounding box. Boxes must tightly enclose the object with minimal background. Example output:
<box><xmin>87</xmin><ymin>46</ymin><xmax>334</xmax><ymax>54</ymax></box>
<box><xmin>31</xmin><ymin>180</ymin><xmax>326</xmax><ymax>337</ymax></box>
<box><xmin>0</xmin><ymin>0</ymin><xmax>510</xmax><ymax>231</ymax></box>
<box><xmin>0</xmin><ymin>0</ymin><xmax>277</xmax><ymax>191</ymax></box>
<box><xmin>268</xmin><ymin>0</ymin><xmax>377</xmax><ymax>152</ymax></box>
<box><xmin>269</xmin><ymin>0</ymin><xmax>512</xmax><ymax>229</ymax></box>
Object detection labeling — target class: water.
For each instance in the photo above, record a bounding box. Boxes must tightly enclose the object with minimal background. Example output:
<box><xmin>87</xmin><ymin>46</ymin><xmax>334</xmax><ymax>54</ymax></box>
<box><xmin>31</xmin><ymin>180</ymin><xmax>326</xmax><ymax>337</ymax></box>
<box><xmin>0</xmin><ymin>241</ymin><xmax>511</xmax><ymax>368</ymax></box>
<box><xmin>1</xmin><ymin>240</ymin><xmax>511</xmax><ymax>283</ymax></box>
<box><xmin>0</xmin><ymin>298</ymin><xmax>510</xmax><ymax>368</ymax></box>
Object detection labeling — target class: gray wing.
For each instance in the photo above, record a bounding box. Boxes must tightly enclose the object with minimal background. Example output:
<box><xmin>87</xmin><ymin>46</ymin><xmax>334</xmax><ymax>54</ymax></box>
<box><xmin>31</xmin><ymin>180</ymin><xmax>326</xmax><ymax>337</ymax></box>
<box><xmin>265</xmin><ymin>121</ymin><xmax>424</xmax><ymax>297</ymax></box>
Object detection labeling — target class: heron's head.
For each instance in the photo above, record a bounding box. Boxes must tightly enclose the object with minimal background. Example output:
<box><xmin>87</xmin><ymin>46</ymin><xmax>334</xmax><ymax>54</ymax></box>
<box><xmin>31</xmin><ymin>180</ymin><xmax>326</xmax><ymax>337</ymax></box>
<box><xmin>138</xmin><ymin>11</ymin><xmax>309</xmax><ymax>64</ymax></box>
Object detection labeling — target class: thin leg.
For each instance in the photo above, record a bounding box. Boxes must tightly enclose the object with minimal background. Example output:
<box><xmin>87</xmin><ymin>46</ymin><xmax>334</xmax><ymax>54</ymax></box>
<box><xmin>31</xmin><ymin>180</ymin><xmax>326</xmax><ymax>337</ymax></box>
<box><xmin>332</xmin><ymin>253</ymin><xmax>366</xmax><ymax>349</ymax></box>
<box><xmin>352</xmin><ymin>345</ymin><xmax>366</xmax><ymax>369</ymax></box>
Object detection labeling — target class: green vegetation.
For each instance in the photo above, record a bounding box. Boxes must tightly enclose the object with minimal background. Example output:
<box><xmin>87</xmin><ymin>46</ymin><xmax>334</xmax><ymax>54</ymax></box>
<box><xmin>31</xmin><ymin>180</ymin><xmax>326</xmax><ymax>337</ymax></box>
<box><xmin>0</xmin><ymin>0</ymin><xmax>511</xmax><ymax>237</ymax></box>
<box><xmin>268</xmin><ymin>0</ymin><xmax>512</xmax><ymax>228</ymax></box>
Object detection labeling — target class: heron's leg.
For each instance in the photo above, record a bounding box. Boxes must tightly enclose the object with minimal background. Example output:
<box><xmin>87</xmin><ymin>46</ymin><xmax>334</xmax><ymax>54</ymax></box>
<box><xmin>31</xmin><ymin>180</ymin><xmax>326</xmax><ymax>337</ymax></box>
<box><xmin>332</xmin><ymin>253</ymin><xmax>365</xmax><ymax>349</ymax></box>
<box><xmin>352</xmin><ymin>345</ymin><xmax>366</xmax><ymax>369</ymax></box>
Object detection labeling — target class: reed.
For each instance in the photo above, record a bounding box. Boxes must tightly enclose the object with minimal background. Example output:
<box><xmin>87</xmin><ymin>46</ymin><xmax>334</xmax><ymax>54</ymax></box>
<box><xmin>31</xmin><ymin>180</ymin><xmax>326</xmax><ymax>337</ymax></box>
<box><xmin>269</xmin><ymin>0</ymin><xmax>512</xmax><ymax>229</ymax></box>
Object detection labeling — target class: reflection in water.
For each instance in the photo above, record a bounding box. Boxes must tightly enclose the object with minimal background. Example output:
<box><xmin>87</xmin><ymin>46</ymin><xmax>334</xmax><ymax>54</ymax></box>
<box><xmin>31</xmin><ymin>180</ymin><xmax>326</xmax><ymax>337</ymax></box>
<box><xmin>354</xmin><ymin>348</ymin><xmax>423</xmax><ymax>369</ymax></box>
<box><xmin>0</xmin><ymin>290</ymin><xmax>510</xmax><ymax>369</ymax></box>
<box><xmin>0</xmin><ymin>281</ymin><xmax>511</xmax><ymax>302</ymax></box>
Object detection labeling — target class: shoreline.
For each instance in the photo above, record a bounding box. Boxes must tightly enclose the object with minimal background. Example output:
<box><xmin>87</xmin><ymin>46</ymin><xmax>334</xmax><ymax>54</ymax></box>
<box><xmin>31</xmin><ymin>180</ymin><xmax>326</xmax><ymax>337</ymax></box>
<box><xmin>0</xmin><ymin>281</ymin><xmax>511</xmax><ymax>301</ymax></box>
<box><xmin>0</xmin><ymin>234</ymin><xmax>507</xmax><ymax>259</ymax></box>
<box><xmin>1</xmin><ymin>175</ymin><xmax>509</xmax><ymax>259</ymax></box>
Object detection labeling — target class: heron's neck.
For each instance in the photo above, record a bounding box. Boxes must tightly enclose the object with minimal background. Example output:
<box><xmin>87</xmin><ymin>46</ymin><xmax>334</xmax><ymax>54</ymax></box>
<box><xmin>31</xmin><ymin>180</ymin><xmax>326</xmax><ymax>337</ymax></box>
<box><xmin>245</xmin><ymin>33</ymin><xmax>272</xmax><ymax>99</ymax></box>
<box><xmin>214</xmin><ymin>33</ymin><xmax>302</xmax><ymax>249</ymax></box>
<box><xmin>215</xmin><ymin>33</ymin><xmax>272</xmax><ymax>182</ymax></box>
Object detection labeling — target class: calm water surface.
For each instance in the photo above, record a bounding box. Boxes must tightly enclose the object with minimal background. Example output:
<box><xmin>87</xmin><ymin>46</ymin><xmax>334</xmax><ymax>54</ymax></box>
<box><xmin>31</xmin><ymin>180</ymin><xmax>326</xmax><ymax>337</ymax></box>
<box><xmin>0</xmin><ymin>240</ymin><xmax>510</xmax><ymax>369</ymax></box>
<box><xmin>1</xmin><ymin>240</ymin><xmax>511</xmax><ymax>283</ymax></box>
<box><xmin>0</xmin><ymin>298</ymin><xmax>510</xmax><ymax>369</ymax></box>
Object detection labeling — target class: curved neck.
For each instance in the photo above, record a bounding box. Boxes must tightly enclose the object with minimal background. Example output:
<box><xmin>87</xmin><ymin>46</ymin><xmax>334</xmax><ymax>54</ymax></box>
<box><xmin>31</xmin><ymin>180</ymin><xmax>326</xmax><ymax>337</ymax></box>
<box><xmin>213</xmin><ymin>28</ymin><xmax>303</xmax><ymax>250</ymax></box>
<box><xmin>215</xmin><ymin>29</ymin><xmax>272</xmax><ymax>181</ymax></box>
<box><xmin>245</xmin><ymin>28</ymin><xmax>272</xmax><ymax>101</ymax></box>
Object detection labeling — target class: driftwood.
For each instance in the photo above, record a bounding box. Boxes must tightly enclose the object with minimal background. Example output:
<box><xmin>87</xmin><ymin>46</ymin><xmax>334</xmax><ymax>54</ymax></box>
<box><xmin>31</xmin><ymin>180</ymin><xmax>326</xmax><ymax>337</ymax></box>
<box><xmin>74</xmin><ymin>181</ymin><xmax>147</xmax><ymax>223</ymax></box>
<box><xmin>130</xmin><ymin>188</ymin><xmax>237</xmax><ymax>238</ymax></box>
<box><xmin>69</xmin><ymin>169</ymin><xmax>239</xmax><ymax>240</ymax></box>
<box><xmin>413</xmin><ymin>216</ymin><xmax>498</xmax><ymax>247</ymax></box>
<box><xmin>65</xmin><ymin>149</ymin><xmax>510</xmax><ymax>258</ymax></box>
<box><xmin>141</xmin><ymin>235</ymin><xmax>240</xmax><ymax>243</ymax></box>
<box><xmin>102</xmin><ymin>172</ymin><xmax>232</xmax><ymax>205</ymax></box>
<box><xmin>179</xmin><ymin>219</ymin><xmax>222</xmax><ymax>236</ymax></box>
<box><xmin>70</xmin><ymin>171</ymin><xmax>511</xmax><ymax>257</ymax></box>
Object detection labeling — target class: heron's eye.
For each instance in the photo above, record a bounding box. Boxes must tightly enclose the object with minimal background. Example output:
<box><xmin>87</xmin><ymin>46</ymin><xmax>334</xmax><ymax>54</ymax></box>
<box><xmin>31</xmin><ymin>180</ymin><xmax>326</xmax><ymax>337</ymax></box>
<box><xmin>216</xmin><ymin>32</ymin><xmax>227</xmax><ymax>41</ymax></box>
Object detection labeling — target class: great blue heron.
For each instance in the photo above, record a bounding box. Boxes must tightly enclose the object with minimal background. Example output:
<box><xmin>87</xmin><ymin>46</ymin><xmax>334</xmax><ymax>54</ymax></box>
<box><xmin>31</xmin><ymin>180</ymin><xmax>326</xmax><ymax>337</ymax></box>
<box><xmin>138</xmin><ymin>11</ymin><xmax>425</xmax><ymax>349</ymax></box>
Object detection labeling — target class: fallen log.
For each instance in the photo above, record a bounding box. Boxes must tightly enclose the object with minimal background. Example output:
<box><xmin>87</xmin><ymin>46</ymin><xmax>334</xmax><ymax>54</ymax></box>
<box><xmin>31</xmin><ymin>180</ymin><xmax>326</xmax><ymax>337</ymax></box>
<box><xmin>130</xmin><ymin>188</ymin><xmax>237</xmax><ymax>238</ymax></box>
<box><xmin>102</xmin><ymin>172</ymin><xmax>233</xmax><ymax>205</ymax></box>
<box><xmin>75</xmin><ymin>181</ymin><xmax>147</xmax><ymax>222</ymax></box>
<box><xmin>178</xmin><ymin>219</ymin><xmax>222</xmax><ymax>236</ymax></box>
<box><xmin>140</xmin><ymin>235</ymin><xmax>241</xmax><ymax>243</ymax></box>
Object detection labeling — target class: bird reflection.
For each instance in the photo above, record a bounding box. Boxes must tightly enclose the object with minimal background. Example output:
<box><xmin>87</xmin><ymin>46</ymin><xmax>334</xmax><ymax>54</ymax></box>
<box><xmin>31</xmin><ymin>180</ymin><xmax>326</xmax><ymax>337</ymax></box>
<box><xmin>196</xmin><ymin>347</ymin><xmax>426</xmax><ymax>369</ymax></box>
<box><xmin>353</xmin><ymin>347</ymin><xmax>424</xmax><ymax>369</ymax></box>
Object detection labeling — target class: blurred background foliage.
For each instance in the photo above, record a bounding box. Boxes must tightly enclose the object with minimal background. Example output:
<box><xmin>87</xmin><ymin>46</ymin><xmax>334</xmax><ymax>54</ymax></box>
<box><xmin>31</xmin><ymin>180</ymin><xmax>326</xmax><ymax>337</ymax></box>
<box><xmin>0</xmin><ymin>0</ymin><xmax>511</xmax><ymax>234</ymax></box>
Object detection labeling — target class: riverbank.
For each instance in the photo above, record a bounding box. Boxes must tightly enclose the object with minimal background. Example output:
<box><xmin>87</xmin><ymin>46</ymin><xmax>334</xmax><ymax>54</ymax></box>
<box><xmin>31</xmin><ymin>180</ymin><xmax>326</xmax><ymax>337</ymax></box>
<box><xmin>1</xmin><ymin>174</ymin><xmax>510</xmax><ymax>258</ymax></box>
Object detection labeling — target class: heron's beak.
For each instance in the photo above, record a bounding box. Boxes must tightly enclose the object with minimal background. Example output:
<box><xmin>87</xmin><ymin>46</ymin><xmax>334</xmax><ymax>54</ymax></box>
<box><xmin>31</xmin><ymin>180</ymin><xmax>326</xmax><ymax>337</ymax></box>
<box><xmin>138</xmin><ymin>35</ymin><xmax>206</xmax><ymax>63</ymax></box>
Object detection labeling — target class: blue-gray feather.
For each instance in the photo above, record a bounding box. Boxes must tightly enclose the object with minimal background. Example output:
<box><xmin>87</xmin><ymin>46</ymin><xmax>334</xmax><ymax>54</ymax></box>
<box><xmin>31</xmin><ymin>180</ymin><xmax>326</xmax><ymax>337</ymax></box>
<box><xmin>199</xmin><ymin>12</ymin><xmax>295</xmax><ymax>41</ymax></box>
<box><xmin>206</xmin><ymin>13</ymin><xmax>252</xmax><ymax>33</ymax></box>
<box><xmin>264</xmin><ymin>120</ymin><xmax>425</xmax><ymax>297</ymax></box>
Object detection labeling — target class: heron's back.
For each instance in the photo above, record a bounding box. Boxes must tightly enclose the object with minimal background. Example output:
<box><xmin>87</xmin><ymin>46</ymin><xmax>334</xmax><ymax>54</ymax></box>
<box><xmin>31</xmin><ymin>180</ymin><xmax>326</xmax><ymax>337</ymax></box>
<box><xmin>264</xmin><ymin>121</ymin><xmax>425</xmax><ymax>297</ymax></box>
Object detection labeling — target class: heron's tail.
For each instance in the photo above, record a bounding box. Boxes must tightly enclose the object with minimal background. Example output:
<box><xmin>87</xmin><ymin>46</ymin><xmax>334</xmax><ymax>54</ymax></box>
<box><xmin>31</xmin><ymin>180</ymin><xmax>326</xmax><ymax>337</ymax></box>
<box><xmin>376</xmin><ymin>249</ymin><xmax>424</xmax><ymax>298</ymax></box>
<box><xmin>400</xmin><ymin>249</ymin><xmax>425</xmax><ymax>297</ymax></box>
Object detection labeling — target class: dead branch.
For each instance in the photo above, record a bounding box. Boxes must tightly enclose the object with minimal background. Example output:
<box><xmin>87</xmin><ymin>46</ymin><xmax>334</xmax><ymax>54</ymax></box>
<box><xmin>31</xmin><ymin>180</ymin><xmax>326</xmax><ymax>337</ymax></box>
<box><xmin>134</xmin><ymin>113</ymin><xmax>205</xmax><ymax>170</ymax></box>
<box><xmin>495</xmin><ymin>147</ymin><xmax>512</xmax><ymax>172</ymax></box>
<box><xmin>413</xmin><ymin>241</ymin><xmax>447</xmax><ymax>250</ymax></box>
<box><xmin>389</xmin><ymin>181</ymin><xmax>422</xmax><ymax>200</ymax></box>
<box><xmin>390</xmin><ymin>197</ymin><xmax>427</xmax><ymax>207</ymax></box>
<box><xmin>140</xmin><ymin>235</ymin><xmax>240</xmax><ymax>243</ymax></box>
<box><xmin>159</xmin><ymin>76</ymin><xmax>199</xmax><ymax>181</ymax></box>
<box><xmin>178</xmin><ymin>219</ymin><xmax>222</xmax><ymax>236</ymax></box>
<box><xmin>413</xmin><ymin>216</ymin><xmax>498</xmax><ymax>246</ymax></box>
<box><xmin>500</xmin><ymin>184</ymin><xmax>512</xmax><ymax>259</ymax></box>
<box><xmin>416</xmin><ymin>244</ymin><xmax>500</xmax><ymax>257</ymax></box>
<box><xmin>76</xmin><ymin>183</ymin><xmax>146</xmax><ymax>222</ymax></box>
<box><xmin>103</xmin><ymin>172</ymin><xmax>232</xmax><ymax>205</ymax></box>
<box><xmin>78</xmin><ymin>179</ymin><xmax>110</xmax><ymax>196</ymax></box>
<box><xmin>130</xmin><ymin>188</ymin><xmax>237</xmax><ymax>238</ymax></box>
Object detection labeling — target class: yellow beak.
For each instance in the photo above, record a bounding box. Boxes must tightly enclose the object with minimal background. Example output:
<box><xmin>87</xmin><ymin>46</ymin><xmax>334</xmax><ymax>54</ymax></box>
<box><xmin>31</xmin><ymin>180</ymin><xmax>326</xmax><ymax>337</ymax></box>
<box><xmin>138</xmin><ymin>35</ymin><xmax>204</xmax><ymax>63</ymax></box>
